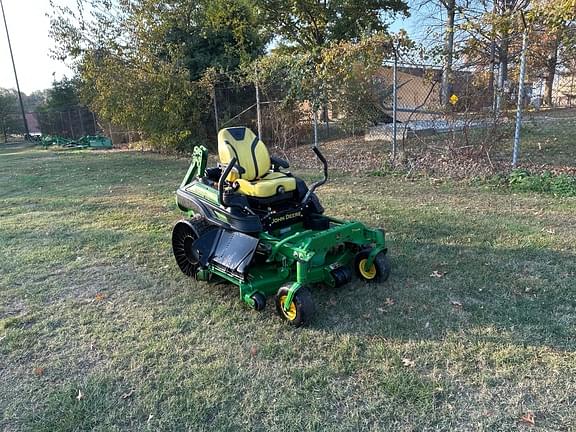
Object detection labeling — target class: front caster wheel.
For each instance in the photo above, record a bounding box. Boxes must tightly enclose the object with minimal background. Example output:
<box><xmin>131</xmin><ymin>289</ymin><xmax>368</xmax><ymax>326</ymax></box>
<box><xmin>251</xmin><ymin>292</ymin><xmax>266</xmax><ymax>311</ymax></box>
<box><xmin>354</xmin><ymin>250</ymin><xmax>391</xmax><ymax>282</ymax></box>
<box><xmin>275</xmin><ymin>286</ymin><xmax>315</xmax><ymax>327</ymax></box>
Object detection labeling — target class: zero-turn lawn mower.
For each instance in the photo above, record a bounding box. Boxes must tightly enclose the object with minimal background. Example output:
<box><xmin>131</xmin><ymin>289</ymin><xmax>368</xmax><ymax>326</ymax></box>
<box><xmin>172</xmin><ymin>127</ymin><xmax>390</xmax><ymax>326</ymax></box>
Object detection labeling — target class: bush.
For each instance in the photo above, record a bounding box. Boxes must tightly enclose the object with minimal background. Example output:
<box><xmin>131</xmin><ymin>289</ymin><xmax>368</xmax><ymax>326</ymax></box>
<box><xmin>507</xmin><ymin>169</ymin><xmax>576</xmax><ymax>196</ymax></box>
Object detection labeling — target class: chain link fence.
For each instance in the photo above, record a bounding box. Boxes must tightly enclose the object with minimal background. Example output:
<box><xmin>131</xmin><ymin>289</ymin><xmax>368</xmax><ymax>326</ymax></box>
<box><xmin>211</xmin><ymin>77</ymin><xmax>319</xmax><ymax>151</ymax></box>
<box><xmin>205</xmin><ymin>45</ymin><xmax>576</xmax><ymax>176</ymax></box>
<box><xmin>36</xmin><ymin>107</ymin><xmax>139</xmax><ymax>146</ymax></box>
<box><xmin>4</xmin><ymin>41</ymin><xmax>575</xmax><ymax>171</ymax></box>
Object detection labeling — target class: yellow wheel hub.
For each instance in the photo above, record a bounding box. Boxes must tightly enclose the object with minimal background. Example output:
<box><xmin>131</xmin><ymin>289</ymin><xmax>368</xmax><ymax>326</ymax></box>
<box><xmin>358</xmin><ymin>258</ymin><xmax>377</xmax><ymax>280</ymax></box>
<box><xmin>279</xmin><ymin>295</ymin><xmax>297</xmax><ymax>320</ymax></box>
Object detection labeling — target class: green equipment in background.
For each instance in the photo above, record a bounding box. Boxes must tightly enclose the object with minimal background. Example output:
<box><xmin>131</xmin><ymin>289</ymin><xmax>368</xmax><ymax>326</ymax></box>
<box><xmin>40</xmin><ymin>134</ymin><xmax>112</xmax><ymax>149</ymax></box>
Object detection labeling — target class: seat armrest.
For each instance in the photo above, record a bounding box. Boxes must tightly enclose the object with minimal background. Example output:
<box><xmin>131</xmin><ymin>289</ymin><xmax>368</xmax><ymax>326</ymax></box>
<box><xmin>270</xmin><ymin>156</ymin><xmax>290</xmax><ymax>171</ymax></box>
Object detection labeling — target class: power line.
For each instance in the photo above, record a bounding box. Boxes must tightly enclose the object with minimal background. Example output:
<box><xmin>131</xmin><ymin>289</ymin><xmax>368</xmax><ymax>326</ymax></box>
<box><xmin>1</xmin><ymin>0</ymin><xmax>30</xmax><ymax>136</ymax></box>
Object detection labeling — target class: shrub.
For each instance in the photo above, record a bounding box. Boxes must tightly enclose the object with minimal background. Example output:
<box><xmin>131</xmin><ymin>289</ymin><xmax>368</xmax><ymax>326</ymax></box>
<box><xmin>507</xmin><ymin>169</ymin><xmax>576</xmax><ymax>196</ymax></box>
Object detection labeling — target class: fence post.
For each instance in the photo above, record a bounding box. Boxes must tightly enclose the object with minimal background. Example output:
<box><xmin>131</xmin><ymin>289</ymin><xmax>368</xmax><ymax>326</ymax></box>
<box><xmin>78</xmin><ymin>108</ymin><xmax>85</xmax><ymax>136</ymax></box>
<box><xmin>313</xmin><ymin>109</ymin><xmax>318</xmax><ymax>147</ymax></box>
<box><xmin>212</xmin><ymin>85</ymin><xmax>219</xmax><ymax>134</ymax></box>
<box><xmin>92</xmin><ymin>112</ymin><xmax>98</xmax><ymax>134</ymax></box>
<box><xmin>68</xmin><ymin>110</ymin><xmax>74</xmax><ymax>139</ymax></box>
<box><xmin>512</xmin><ymin>28</ymin><xmax>528</xmax><ymax>168</ymax></box>
<box><xmin>392</xmin><ymin>49</ymin><xmax>398</xmax><ymax>161</ymax></box>
<box><xmin>254</xmin><ymin>64</ymin><xmax>262</xmax><ymax>139</ymax></box>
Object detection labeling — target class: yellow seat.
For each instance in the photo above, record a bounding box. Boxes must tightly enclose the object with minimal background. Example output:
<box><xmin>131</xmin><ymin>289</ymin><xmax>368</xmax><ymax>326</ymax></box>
<box><xmin>234</xmin><ymin>172</ymin><xmax>296</xmax><ymax>197</ymax></box>
<box><xmin>218</xmin><ymin>127</ymin><xmax>296</xmax><ymax>198</ymax></box>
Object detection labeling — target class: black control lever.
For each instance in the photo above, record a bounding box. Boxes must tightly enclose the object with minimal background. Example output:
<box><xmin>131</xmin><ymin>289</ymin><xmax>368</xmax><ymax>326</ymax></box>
<box><xmin>218</xmin><ymin>157</ymin><xmax>237</xmax><ymax>207</ymax></box>
<box><xmin>217</xmin><ymin>158</ymin><xmax>256</xmax><ymax>215</ymax></box>
<box><xmin>302</xmin><ymin>146</ymin><xmax>328</xmax><ymax>204</ymax></box>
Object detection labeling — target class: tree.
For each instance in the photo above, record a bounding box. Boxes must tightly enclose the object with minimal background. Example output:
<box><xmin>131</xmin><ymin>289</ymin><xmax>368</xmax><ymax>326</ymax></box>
<box><xmin>49</xmin><ymin>0</ymin><xmax>268</xmax><ymax>150</ymax></box>
<box><xmin>492</xmin><ymin>0</ymin><xmax>529</xmax><ymax>111</ymax></box>
<box><xmin>440</xmin><ymin>0</ymin><xmax>457</xmax><ymax>106</ymax></box>
<box><xmin>461</xmin><ymin>0</ymin><xmax>575</xmax><ymax>109</ymax></box>
<box><xmin>255</xmin><ymin>0</ymin><xmax>408</xmax><ymax>52</ymax></box>
<box><xmin>411</xmin><ymin>0</ymin><xmax>464</xmax><ymax>106</ymax></box>
<box><xmin>458</xmin><ymin>1</ymin><xmax>530</xmax><ymax>110</ymax></box>
<box><xmin>0</xmin><ymin>89</ymin><xmax>23</xmax><ymax>142</ymax></box>
<box><xmin>527</xmin><ymin>0</ymin><xmax>576</xmax><ymax>106</ymax></box>
<box><xmin>40</xmin><ymin>77</ymin><xmax>80</xmax><ymax>111</ymax></box>
<box><xmin>254</xmin><ymin>0</ymin><xmax>408</xmax><ymax>130</ymax></box>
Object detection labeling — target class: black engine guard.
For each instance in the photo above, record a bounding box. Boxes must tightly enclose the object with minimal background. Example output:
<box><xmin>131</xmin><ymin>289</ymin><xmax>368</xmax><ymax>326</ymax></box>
<box><xmin>190</xmin><ymin>228</ymin><xmax>259</xmax><ymax>278</ymax></box>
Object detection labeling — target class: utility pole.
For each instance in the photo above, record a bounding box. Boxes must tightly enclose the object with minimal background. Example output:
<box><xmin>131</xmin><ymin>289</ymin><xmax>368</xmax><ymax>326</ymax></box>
<box><xmin>1</xmin><ymin>0</ymin><xmax>29</xmax><ymax>136</ymax></box>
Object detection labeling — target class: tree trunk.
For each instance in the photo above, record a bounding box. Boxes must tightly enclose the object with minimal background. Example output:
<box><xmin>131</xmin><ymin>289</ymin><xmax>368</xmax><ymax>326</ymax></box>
<box><xmin>496</xmin><ymin>36</ymin><xmax>509</xmax><ymax>112</ymax></box>
<box><xmin>488</xmin><ymin>39</ymin><xmax>496</xmax><ymax>110</ymax></box>
<box><xmin>544</xmin><ymin>37</ymin><xmax>560</xmax><ymax>106</ymax></box>
<box><xmin>441</xmin><ymin>0</ymin><xmax>456</xmax><ymax>107</ymax></box>
<box><xmin>322</xmin><ymin>103</ymin><xmax>329</xmax><ymax>136</ymax></box>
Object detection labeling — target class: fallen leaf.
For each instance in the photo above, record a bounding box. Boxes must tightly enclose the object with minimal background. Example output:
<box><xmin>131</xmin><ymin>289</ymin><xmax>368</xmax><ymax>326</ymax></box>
<box><xmin>519</xmin><ymin>411</ymin><xmax>535</xmax><ymax>426</ymax></box>
<box><xmin>33</xmin><ymin>367</ymin><xmax>45</xmax><ymax>376</ymax></box>
<box><xmin>76</xmin><ymin>389</ymin><xmax>84</xmax><ymax>401</ymax></box>
<box><xmin>121</xmin><ymin>389</ymin><xmax>135</xmax><ymax>399</ymax></box>
<box><xmin>250</xmin><ymin>346</ymin><xmax>258</xmax><ymax>357</ymax></box>
<box><xmin>430</xmin><ymin>271</ymin><xmax>446</xmax><ymax>278</ymax></box>
<box><xmin>384</xmin><ymin>298</ymin><xmax>396</xmax><ymax>306</ymax></box>
<box><xmin>95</xmin><ymin>293</ymin><xmax>107</xmax><ymax>302</ymax></box>
<box><xmin>401</xmin><ymin>357</ymin><xmax>416</xmax><ymax>367</ymax></box>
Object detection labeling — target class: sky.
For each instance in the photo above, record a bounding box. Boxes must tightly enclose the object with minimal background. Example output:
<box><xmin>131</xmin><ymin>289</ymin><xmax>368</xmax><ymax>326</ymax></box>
<box><xmin>0</xmin><ymin>0</ymin><xmax>73</xmax><ymax>94</ymax></box>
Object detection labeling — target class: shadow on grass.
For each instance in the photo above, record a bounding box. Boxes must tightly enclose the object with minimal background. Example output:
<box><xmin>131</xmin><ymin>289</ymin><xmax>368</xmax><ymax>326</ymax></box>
<box><xmin>311</xmin><ymin>239</ymin><xmax>575</xmax><ymax>351</ymax></box>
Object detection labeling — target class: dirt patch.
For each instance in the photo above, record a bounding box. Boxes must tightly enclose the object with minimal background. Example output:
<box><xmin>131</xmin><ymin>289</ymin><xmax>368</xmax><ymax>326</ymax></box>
<box><xmin>279</xmin><ymin>138</ymin><xmax>389</xmax><ymax>175</ymax></box>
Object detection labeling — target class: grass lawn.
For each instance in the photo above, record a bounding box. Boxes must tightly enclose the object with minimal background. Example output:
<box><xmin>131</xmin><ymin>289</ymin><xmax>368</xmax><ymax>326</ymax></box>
<box><xmin>1</xmin><ymin>143</ymin><xmax>575</xmax><ymax>431</ymax></box>
<box><xmin>518</xmin><ymin>112</ymin><xmax>576</xmax><ymax>168</ymax></box>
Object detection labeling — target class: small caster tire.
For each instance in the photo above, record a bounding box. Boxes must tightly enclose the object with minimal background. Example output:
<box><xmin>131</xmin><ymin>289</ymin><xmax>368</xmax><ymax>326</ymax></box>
<box><xmin>251</xmin><ymin>292</ymin><xmax>266</xmax><ymax>311</ymax></box>
<box><xmin>275</xmin><ymin>286</ymin><xmax>315</xmax><ymax>327</ymax></box>
<box><xmin>354</xmin><ymin>250</ymin><xmax>391</xmax><ymax>282</ymax></box>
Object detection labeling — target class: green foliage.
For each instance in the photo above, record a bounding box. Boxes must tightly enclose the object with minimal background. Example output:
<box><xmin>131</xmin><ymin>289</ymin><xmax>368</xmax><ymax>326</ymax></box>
<box><xmin>0</xmin><ymin>89</ymin><xmax>24</xmax><ymax>139</ymax></box>
<box><xmin>317</xmin><ymin>35</ymin><xmax>400</xmax><ymax>132</ymax></box>
<box><xmin>255</xmin><ymin>0</ymin><xmax>408</xmax><ymax>51</ymax></box>
<box><xmin>48</xmin><ymin>0</ymin><xmax>412</xmax><ymax>150</ymax></box>
<box><xmin>506</xmin><ymin>169</ymin><xmax>576</xmax><ymax>196</ymax></box>
<box><xmin>147</xmin><ymin>0</ymin><xmax>267</xmax><ymax>80</ymax></box>
<box><xmin>49</xmin><ymin>0</ymin><xmax>267</xmax><ymax>151</ymax></box>
<box><xmin>253</xmin><ymin>33</ymin><xmax>399</xmax><ymax>136</ymax></box>
<box><xmin>38</xmin><ymin>77</ymin><xmax>80</xmax><ymax>111</ymax></box>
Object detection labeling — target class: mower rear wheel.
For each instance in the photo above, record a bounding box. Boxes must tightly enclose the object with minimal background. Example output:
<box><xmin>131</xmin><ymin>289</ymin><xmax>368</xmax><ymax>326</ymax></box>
<box><xmin>275</xmin><ymin>286</ymin><xmax>315</xmax><ymax>327</ymax></box>
<box><xmin>172</xmin><ymin>216</ymin><xmax>214</xmax><ymax>277</ymax></box>
<box><xmin>354</xmin><ymin>250</ymin><xmax>391</xmax><ymax>283</ymax></box>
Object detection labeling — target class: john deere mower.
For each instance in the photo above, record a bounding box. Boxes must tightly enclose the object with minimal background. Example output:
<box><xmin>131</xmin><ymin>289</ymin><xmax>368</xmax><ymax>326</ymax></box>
<box><xmin>172</xmin><ymin>127</ymin><xmax>390</xmax><ymax>326</ymax></box>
